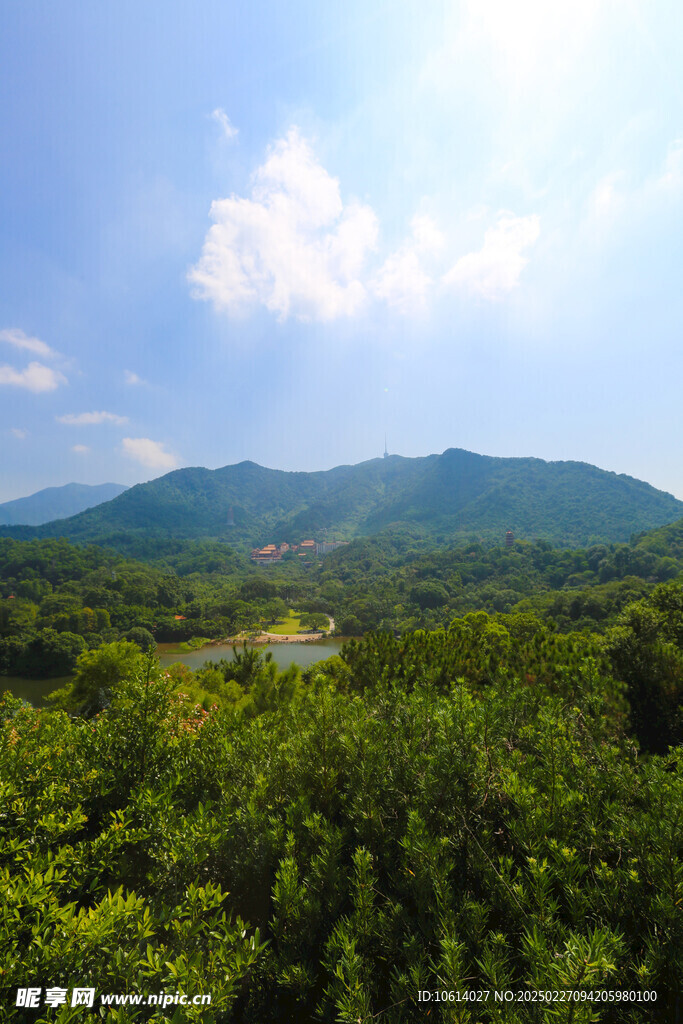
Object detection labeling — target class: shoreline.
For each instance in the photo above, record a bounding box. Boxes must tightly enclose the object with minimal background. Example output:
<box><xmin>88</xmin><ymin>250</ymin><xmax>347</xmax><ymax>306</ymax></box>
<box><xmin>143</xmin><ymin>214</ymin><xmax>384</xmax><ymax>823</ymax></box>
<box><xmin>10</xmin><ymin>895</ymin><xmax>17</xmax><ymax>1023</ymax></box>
<box><xmin>159</xmin><ymin>632</ymin><xmax>332</xmax><ymax>654</ymax></box>
<box><xmin>228</xmin><ymin>631</ymin><xmax>328</xmax><ymax>645</ymax></box>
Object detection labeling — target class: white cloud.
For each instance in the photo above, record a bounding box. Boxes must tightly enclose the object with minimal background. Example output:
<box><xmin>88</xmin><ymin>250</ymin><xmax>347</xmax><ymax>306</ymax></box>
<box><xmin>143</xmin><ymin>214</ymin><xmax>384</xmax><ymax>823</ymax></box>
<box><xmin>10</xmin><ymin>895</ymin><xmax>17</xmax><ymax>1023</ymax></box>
<box><xmin>372</xmin><ymin>249</ymin><xmax>433</xmax><ymax>314</ymax></box>
<box><xmin>212</xmin><ymin>108</ymin><xmax>238</xmax><ymax>141</ymax></box>
<box><xmin>411</xmin><ymin>215</ymin><xmax>446</xmax><ymax>254</ymax></box>
<box><xmin>124</xmin><ymin>370</ymin><xmax>145</xmax><ymax>386</ymax></box>
<box><xmin>0</xmin><ymin>328</ymin><xmax>56</xmax><ymax>359</ymax></box>
<box><xmin>0</xmin><ymin>361</ymin><xmax>67</xmax><ymax>392</ymax></box>
<box><xmin>190</xmin><ymin>128</ymin><xmax>544</xmax><ymax>319</ymax></box>
<box><xmin>0</xmin><ymin>329</ymin><xmax>68</xmax><ymax>392</ymax></box>
<box><xmin>72</xmin><ymin>444</ymin><xmax>90</xmax><ymax>454</ymax></box>
<box><xmin>57</xmin><ymin>411</ymin><xmax>128</xmax><ymax>426</ymax></box>
<box><xmin>588</xmin><ymin>140</ymin><xmax>683</xmax><ymax>231</ymax></box>
<box><xmin>371</xmin><ymin>215</ymin><xmax>444</xmax><ymax>314</ymax></box>
<box><xmin>657</xmin><ymin>139</ymin><xmax>683</xmax><ymax>191</ymax></box>
<box><xmin>10</xmin><ymin>428</ymin><xmax>28</xmax><ymax>439</ymax></box>
<box><xmin>591</xmin><ymin>174</ymin><xmax>624</xmax><ymax>220</ymax></box>
<box><xmin>189</xmin><ymin>127</ymin><xmax>378</xmax><ymax>321</ymax></box>
<box><xmin>443</xmin><ymin>213</ymin><xmax>540</xmax><ymax>300</ymax></box>
<box><xmin>122</xmin><ymin>437</ymin><xmax>178</xmax><ymax>470</ymax></box>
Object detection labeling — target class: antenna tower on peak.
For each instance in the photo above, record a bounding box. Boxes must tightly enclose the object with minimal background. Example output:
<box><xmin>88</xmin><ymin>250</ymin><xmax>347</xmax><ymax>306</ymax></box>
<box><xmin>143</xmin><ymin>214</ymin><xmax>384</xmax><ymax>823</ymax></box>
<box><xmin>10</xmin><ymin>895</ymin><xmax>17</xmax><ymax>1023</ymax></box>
<box><xmin>384</xmin><ymin>435</ymin><xmax>389</xmax><ymax>459</ymax></box>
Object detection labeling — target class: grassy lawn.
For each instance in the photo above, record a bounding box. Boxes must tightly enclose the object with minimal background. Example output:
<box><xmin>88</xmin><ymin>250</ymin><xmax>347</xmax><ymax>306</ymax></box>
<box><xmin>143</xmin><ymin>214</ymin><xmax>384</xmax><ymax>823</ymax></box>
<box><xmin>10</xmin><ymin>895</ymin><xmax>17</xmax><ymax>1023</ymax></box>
<box><xmin>267</xmin><ymin>610</ymin><xmax>302</xmax><ymax>634</ymax></box>
<box><xmin>266</xmin><ymin>610</ymin><xmax>331</xmax><ymax>634</ymax></box>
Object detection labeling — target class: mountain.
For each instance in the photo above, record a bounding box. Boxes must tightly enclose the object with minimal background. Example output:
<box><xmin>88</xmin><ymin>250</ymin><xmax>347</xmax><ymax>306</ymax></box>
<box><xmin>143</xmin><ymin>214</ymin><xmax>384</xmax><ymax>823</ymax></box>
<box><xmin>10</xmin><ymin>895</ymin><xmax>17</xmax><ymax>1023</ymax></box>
<box><xmin>1</xmin><ymin>450</ymin><xmax>682</xmax><ymax>550</ymax></box>
<box><xmin>0</xmin><ymin>482</ymin><xmax>128</xmax><ymax>526</ymax></box>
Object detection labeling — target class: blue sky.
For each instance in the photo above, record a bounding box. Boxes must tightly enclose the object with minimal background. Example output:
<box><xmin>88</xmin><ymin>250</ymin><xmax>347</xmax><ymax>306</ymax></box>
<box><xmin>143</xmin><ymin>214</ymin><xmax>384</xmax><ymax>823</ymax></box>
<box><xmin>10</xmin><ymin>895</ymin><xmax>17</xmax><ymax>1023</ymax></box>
<box><xmin>1</xmin><ymin>0</ymin><xmax>682</xmax><ymax>502</ymax></box>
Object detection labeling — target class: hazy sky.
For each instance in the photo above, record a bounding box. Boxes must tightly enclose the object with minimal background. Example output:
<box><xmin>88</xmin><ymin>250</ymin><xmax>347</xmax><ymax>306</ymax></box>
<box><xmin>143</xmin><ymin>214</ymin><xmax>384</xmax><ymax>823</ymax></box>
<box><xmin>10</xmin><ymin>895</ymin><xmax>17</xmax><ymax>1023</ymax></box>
<box><xmin>1</xmin><ymin>0</ymin><xmax>682</xmax><ymax>502</ymax></box>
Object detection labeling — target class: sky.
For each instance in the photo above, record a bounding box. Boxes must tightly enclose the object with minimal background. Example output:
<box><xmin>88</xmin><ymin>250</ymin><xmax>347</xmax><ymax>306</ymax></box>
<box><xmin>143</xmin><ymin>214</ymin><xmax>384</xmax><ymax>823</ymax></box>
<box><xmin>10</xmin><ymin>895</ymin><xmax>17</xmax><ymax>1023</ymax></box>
<box><xmin>1</xmin><ymin>0</ymin><xmax>682</xmax><ymax>503</ymax></box>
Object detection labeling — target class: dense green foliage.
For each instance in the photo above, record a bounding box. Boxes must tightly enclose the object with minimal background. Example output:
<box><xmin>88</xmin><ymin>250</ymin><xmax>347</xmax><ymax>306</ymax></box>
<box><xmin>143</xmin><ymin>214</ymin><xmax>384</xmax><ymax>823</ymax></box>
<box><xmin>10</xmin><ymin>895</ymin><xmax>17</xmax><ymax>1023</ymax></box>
<box><xmin>3</xmin><ymin>523</ymin><xmax>683</xmax><ymax>681</ymax></box>
<box><xmin>322</xmin><ymin>530</ymin><xmax>683</xmax><ymax>636</ymax></box>
<box><xmin>3</xmin><ymin>449</ymin><xmax>682</xmax><ymax>551</ymax></box>
<box><xmin>0</xmin><ymin>538</ymin><xmax>211</xmax><ymax>677</ymax></box>
<box><xmin>632</xmin><ymin>516</ymin><xmax>683</xmax><ymax>561</ymax></box>
<box><xmin>0</xmin><ymin>538</ymin><xmax>318</xmax><ymax>678</ymax></box>
<box><xmin>604</xmin><ymin>583</ymin><xmax>683</xmax><ymax>753</ymax></box>
<box><xmin>2</xmin><ymin>606</ymin><xmax>682</xmax><ymax>1021</ymax></box>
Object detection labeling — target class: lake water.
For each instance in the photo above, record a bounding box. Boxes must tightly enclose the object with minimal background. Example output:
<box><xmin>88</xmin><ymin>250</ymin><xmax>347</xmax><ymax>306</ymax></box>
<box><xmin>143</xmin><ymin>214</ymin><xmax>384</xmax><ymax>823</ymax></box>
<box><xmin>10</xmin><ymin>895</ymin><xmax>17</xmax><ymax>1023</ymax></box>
<box><xmin>1</xmin><ymin>639</ymin><xmax>347</xmax><ymax>707</ymax></box>
<box><xmin>0</xmin><ymin>676</ymin><xmax>72</xmax><ymax>707</ymax></box>
<box><xmin>156</xmin><ymin>638</ymin><xmax>346</xmax><ymax>671</ymax></box>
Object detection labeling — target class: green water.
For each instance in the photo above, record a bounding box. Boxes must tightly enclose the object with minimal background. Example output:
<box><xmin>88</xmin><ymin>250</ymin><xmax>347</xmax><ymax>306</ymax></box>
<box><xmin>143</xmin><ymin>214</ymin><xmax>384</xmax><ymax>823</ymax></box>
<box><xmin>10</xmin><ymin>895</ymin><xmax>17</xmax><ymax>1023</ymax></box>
<box><xmin>156</xmin><ymin>638</ymin><xmax>345</xmax><ymax>671</ymax></box>
<box><xmin>0</xmin><ymin>676</ymin><xmax>72</xmax><ymax>707</ymax></box>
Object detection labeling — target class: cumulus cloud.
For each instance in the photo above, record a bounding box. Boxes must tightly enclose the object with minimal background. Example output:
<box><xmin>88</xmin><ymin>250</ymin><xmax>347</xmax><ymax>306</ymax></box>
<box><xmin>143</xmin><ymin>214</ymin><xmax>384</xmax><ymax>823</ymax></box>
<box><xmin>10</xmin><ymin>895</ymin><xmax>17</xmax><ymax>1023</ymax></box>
<box><xmin>442</xmin><ymin>213</ymin><xmax>540</xmax><ymax>300</ymax></box>
<box><xmin>0</xmin><ymin>362</ymin><xmax>67</xmax><ymax>392</ymax></box>
<box><xmin>0</xmin><ymin>328</ymin><xmax>56</xmax><ymax>359</ymax></box>
<box><xmin>10</xmin><ymin>428</ymin><xmax>28</xmax><ymax>439</ymax></box>
<box><xmin>72</xmin><ymin>444</ymin><xmax>90</xmax><ymax>454</ymax></box>
<box><xmin>189</xmin><ymin>127</ymin><xmax>379</xmax><ymax>321</ymax></box>
<box><xmin>57</xmin><ymin>411</ymin><xmax>128</xmax><ymax>426</ymax></box>
<box><xmin>124</xmin><ymin>370</ymin><xmax>145</xmax><ymax>386</ymax></box>
<box><xmin>371</xmin><ymin>215</ymin><xmax>444</xmax><ymax>314</ymax></box>
<box><xmin>189</xmin><ymin>128</ymin><xmax>542</xmax><ymax>319</ymax></box>
<box><xmin>122</xmin><ymin>437</ymin><xmax>178</xmax><ymax>471</ymax></box>
<box><xmin>212</xmin><ymin>108</ymin><xmax>238</xmax><ymax>141</ymax></box>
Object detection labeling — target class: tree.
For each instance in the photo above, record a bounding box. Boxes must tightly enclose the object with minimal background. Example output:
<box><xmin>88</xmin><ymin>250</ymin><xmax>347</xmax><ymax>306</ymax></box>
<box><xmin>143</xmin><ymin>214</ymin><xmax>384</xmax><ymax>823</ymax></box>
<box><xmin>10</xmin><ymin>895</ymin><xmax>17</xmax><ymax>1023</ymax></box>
<box><xmin>604</xmin><ymin>582</ymin><xmax>683</xmax><ymax>752</ymax></box>
<box><xmin>12</xmin><ymin>628</ymin><xmax>86</xmax><ymax>678</ymax></box>
<box><xmin>240</xmin><ymin>578</ymin><xmax>277</xmax><ymax>601</ymax></box>
<box><xmin>65</xmin><ymin>640</ymin><xmax>149</xmax><ymax>715</ymax></box>
<box><xmin>339</xmin><ymin>614</ymin><xmax>362</xmax><ymax>636</ymax></box>
<box><xmin>299</xmin><ymin>612</ymin><xmax>329</xmax><ymax>630</ymax></box>
<box><xmin>410</xmin><ymin>581</ymin><xmax>449</xmax><ymax>610</ymax></box>
<box><xmin>125</xmin><ymin>626</ymin><xmax>156</xmax><ymax>652</ymax></box>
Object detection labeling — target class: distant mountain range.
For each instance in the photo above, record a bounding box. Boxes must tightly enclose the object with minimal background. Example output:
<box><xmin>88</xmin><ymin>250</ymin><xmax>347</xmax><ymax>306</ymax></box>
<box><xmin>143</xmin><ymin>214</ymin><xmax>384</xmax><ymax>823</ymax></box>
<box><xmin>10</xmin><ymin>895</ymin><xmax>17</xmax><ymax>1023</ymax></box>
<box><xmin>1</xmin><ymin>450</ymin><xmax>682</xmax><ymax>550</ymax></box>
<box><xmin>0</xmin><ymin>482</ymin><xmax>128</xmax><ymax>526</ymax></box>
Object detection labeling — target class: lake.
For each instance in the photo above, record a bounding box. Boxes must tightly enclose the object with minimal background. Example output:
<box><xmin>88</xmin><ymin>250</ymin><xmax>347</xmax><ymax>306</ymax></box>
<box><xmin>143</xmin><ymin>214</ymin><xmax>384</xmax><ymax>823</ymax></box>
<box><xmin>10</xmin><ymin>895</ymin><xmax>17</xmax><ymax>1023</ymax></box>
<box><xmin>1</xmin><ymin>639</ymin><xmax>347</xmax><ymax>707</ymax></box>
<box><xmin>156</xmin><ymin>638</ymin><xmax>346</xmax><ymax>671</ymax></box>
<box><xmin>0</xmin><ymin>676</ymin><xmax>72</xmax><ymax>707</ymax></box>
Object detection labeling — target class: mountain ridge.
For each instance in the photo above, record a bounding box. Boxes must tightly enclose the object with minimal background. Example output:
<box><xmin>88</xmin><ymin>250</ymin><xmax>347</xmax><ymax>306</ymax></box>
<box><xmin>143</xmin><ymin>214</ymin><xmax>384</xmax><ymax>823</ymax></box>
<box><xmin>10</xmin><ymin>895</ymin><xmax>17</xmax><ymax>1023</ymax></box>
<box><xmin>1</xmin><ymin>449</ymin><xmax>681</xmax><ymax>551</ymax></box>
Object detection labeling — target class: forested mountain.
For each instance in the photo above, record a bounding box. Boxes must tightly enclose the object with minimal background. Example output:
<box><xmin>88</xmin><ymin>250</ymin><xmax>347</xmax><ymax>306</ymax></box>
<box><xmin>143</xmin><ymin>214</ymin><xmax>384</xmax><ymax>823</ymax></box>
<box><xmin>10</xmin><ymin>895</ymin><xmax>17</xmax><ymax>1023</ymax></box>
<box><xmin>1</xmin><ymin>449</ymin><xmax>682</xmax><ymax>551</ymax></box>
<box><xmin>0</xmin><ymin>482</ymin><xmax>127</xmax><ymax>525</ymax></box>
